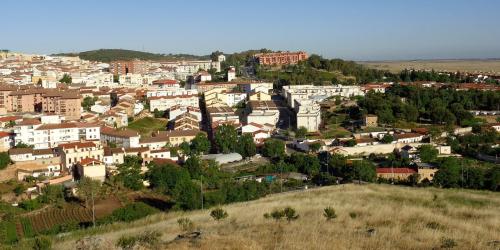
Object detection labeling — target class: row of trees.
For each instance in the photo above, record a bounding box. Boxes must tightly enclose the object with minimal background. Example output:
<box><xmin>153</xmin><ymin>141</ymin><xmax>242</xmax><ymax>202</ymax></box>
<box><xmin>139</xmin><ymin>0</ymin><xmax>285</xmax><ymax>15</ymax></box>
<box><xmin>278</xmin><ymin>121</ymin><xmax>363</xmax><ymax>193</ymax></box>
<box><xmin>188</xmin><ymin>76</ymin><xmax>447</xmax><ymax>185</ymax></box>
<box><xmin>433</xmin><ymin>157</ymin><xmax>500</xmax><ymax>191</ymax></box>
<box><xmin>358</xmin><ymin>85</ymin><xmax>500</xmax><ymax>126</ymax></box>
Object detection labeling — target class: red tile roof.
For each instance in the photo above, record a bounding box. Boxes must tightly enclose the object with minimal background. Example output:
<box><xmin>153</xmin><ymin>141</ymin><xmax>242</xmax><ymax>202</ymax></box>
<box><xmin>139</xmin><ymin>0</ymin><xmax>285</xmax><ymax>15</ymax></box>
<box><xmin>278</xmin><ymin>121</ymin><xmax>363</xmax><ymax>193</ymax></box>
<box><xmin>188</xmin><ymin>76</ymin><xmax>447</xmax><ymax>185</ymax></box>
<box><xmin>59</xmin><ymin>141</ymin><xmax>96</xmax><ymax>149</ymax></box>
<box><xmin>80</xmin><ymin>157</ymin><xmax>102</xmax><ymax>165</ymax></box>
<box><xmin>376</xmin><ymin>167</ymin><xmax>417</xmax><ymax>174</ymax></box>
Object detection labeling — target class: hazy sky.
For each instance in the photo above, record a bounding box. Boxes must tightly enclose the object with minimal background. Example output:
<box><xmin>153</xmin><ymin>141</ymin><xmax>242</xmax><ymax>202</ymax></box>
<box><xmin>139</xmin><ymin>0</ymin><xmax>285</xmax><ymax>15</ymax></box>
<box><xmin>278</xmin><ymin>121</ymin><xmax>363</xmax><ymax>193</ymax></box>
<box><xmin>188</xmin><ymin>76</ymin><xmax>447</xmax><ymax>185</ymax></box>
<box><xmin>2</xmin><ymin>0</ymin><xmax>500</xmax><ymax>60</ymax></box>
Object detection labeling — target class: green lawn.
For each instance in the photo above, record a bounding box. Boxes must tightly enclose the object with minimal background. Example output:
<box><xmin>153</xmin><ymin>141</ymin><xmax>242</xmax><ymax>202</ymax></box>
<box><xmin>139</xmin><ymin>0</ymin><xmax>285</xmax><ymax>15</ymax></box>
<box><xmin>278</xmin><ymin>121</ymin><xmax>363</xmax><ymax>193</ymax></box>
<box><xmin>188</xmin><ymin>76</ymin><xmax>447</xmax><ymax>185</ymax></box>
<box><xmin>128</xmin><ymin>117</ymin><xmax>168</xmax><ymax>136</ymax></box>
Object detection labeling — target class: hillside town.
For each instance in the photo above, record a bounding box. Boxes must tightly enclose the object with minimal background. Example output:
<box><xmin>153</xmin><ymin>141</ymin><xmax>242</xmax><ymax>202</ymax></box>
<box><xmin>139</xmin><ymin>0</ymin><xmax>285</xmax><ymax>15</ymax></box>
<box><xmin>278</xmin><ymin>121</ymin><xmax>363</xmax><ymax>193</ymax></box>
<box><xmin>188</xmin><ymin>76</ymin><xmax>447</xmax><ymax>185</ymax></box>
<box><xmin>0</xmin><ymin>48</ymin><xmax>499</xmax><ymax>247</ymax></box>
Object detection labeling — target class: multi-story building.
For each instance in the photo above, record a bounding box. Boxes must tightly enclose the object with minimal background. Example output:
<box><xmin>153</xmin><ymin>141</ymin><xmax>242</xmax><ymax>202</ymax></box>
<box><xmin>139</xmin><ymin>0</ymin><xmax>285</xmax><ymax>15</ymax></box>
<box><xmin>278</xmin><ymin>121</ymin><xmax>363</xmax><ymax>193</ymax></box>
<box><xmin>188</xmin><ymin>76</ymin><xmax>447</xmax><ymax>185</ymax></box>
<box><xmin>254</xmin><ymin>51</ymin><xmax>308</xmax><ymax>65</ymax></box>
<box><xmin>100</xmin><ymin>127</ymin><xmax>140</xmax><ymax>148</ymax></box>
<box><xmin>173</xmin><ymin>112</ymin><xmax>201</xmax><ymax>131</ymax></box>
<box><xmin>13</xmin><ymin>119</ymin><xmax>100</xmax><ymax>149</ymax></box>
<box><xmin>169</xmin><ymin>105</ymin><xmax>201</xmax><ymax>120</ymax></box>
<box><xmin>282</xmin><ymin>84</ymin><xmax>364</xmax><ymax>108</ymax></box>
<box><xmin>109</xmin><ymin>60</ymin><xmax>146</xmax><ymax>75</ymax></box>
<box><xmin>148</xmin><ymin>94</ymin><xmax>199</xmax><ymax>112</ymax></box>
<box><xmin>295</xmin><ymin>99</ymin><xmax>321</xmax><ymax>132</ymax></box>
<box><xmin>1</xmin><ymin>86</ymin><xmax>82</xmax><ymax>119</ymax></box>
<box><xmin>58</xmin><ymin>141</ymin><xmax>104</xmax><ymax>169</ymax></box>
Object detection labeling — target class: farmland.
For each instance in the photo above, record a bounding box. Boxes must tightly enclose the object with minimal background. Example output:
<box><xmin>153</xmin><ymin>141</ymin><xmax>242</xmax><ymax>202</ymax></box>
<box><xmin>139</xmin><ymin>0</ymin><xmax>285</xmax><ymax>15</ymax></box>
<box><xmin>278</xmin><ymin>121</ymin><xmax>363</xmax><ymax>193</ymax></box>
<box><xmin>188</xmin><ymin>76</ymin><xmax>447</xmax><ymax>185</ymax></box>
<box><xmin>360</xmin><ymin>59</ymin><xmax>500</xmax><ymax>74</ymax></box>
<box><xmin>20</xmin><ymin>195</ymin><xmax>122</xmax><ymax>234</ymax></box>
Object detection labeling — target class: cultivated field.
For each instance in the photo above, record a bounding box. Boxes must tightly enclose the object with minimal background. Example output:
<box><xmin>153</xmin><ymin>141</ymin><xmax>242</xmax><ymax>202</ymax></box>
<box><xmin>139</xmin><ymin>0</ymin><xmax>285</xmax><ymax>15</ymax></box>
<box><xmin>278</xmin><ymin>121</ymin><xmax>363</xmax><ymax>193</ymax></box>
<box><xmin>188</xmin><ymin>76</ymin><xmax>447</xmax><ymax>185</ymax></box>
<box><xmin>54</xmin><ymin>184</ymin><xmax>500</xmax><ymax>250</ymax></box>
<box><xmin>360</xmin><ymin>59</ymin><xmax>500</xmax><ymax>74</ymax></box>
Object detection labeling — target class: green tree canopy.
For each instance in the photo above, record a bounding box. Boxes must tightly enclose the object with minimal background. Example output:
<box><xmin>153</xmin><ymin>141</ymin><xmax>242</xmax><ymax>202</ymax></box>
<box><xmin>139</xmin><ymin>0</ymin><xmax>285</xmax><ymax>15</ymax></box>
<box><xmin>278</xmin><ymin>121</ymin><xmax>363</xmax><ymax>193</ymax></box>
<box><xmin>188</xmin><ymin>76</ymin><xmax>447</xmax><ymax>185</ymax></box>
<box><xmin>418</xmin><ymin>145</ymin><xmax>438</xmax><ymax>163</ymax></box>
<box><xmin>214</xmin><ymin>124</ymin><xmax>238</xmax><ymax>154</ymax></box>
<box><xmin>236</xmin><ymin>133</ymin><xmax>256</xmax><ymax>158</ymax></box>
<box><xmin>262</xmin><ymin>139</ymin><xmax>285</xmax><ymax>160</ymax></box>
<box><xmin>59</xmin><ymin>73</ymin><xmax>72</xmax><ymax>84</ymax></box>
<box><xmin>190</xmin><ymin>132</ymin><xmax>211</xmax><ymax>155</ymax></box>
<box><xmin>116</xmin><ymin>156</ymin><xmax>144</xmax><ymax>191</ymax></box>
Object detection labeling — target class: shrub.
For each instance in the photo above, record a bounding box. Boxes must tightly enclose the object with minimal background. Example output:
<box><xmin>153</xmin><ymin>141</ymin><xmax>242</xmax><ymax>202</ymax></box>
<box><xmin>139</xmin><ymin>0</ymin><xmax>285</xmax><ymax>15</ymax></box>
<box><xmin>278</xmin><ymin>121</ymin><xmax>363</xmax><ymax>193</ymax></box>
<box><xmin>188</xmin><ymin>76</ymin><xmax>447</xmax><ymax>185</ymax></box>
<box><xmin>283</xmin><ymin>207</ymin><xmax>299</xmax><ymax>222</ymax></box>
<box><xmin>177</xmin><ymin>218</ymin><xmax>194</xmax><ymax>232</ymax></box>
<box><xmin>441</xmin><ymin>237</ymin><xmax>457</xmax><ymax>248</ymax></box>
<box><xmin>270</xmin><ymin>209</ymin><xmax>285</xmax><ymax>221</ymax></box>
<box><xmin>349</xmin><ymin>212</ymin><xmax>358</xmax><ymax>219</ymax></box>
<box><xmin>210</xmin><ymin>208</ymin><xmax>228</xmax><ymax>221</ymax></box>
<box><xmin>116</xmin><ymin>230</ymin><xmax>160</xmax><ymax>249</ymax></box>
<box><xmin>32</xmin><ymin>236</ymin><xmax>52</xmax><ymax>250</ymax></box>
<box><xmin>426</xmin><ymin>221</ymin><xmax>445</xmax><ymax>230</ymax></box>
<box><xmin>323</xmin><ymin>207</ymin><xmax>337</xmax><ymax>220</ymax></box>
<box><xmin>104</xmin><ymin>202</ymin><xmax>158</xmax><ymax>223</ymax></box>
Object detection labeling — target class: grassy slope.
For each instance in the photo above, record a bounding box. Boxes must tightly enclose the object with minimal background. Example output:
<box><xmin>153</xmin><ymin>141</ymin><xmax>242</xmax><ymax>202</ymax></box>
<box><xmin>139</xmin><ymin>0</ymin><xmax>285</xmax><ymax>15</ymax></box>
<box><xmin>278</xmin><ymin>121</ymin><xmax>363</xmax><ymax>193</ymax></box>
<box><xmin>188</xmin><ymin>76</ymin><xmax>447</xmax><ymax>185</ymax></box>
<box><xmin>54</xmin><ymin>184</ymin><xmax>500</xmax><ymax>250</ymax></box>
<box><xmin>127</xmin><ymin>117</ymin><xmax>167</xmax><ymax>137</ymax></box>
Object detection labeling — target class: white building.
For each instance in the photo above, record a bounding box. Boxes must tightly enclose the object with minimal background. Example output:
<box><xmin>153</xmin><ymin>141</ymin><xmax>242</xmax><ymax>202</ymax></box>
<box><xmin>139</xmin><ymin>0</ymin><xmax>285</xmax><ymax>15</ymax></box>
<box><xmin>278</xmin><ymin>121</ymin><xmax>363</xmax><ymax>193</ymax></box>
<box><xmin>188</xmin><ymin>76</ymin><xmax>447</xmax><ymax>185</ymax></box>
<box><xmin>90</xmin><ymin>102</ymin><xmax>110</xmax><ymax>114</ymax></box>
<box><xmin>169</xmin><ymin>105</ymin><xmax>202</xmax><ymax>121</ymax></box>
<box><xmin>295</xmin><ymin>99</ymin><xmax>321</xmax><ymax>132</ymax></box>
<box><xmin>14</xmin><ymin>119</ymin><xmax>100</xmax><ymax>149</ymax></box>
<box><xmin>227</xmin><ymin>66</ymin><xmax>236</xmax><ymax>82</ymax></box>
<box><xmin>282</xmin><ymin>84</ymin><xmax>364</xmax><ymax>108</ymax></box>
<box><xmin>149</xmin><ymin>95</ymin><xmax>199</xmax><ymax>112</ymax></box>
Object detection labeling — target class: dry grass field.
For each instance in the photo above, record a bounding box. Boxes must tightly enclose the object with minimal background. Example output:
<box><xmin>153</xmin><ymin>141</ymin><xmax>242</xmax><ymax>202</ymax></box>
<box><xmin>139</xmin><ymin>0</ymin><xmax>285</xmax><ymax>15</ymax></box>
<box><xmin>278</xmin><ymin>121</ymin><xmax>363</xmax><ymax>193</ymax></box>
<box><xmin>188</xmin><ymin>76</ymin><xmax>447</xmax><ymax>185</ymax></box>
<box><xmin>360</xmin><ymin>59</ymin><xmax>500</xmax><ymax>74</ymax></box>
<box><xmin>50</xmin><ymin>184</ymin><xmax>500</xmax><ymax>250</ymax></box>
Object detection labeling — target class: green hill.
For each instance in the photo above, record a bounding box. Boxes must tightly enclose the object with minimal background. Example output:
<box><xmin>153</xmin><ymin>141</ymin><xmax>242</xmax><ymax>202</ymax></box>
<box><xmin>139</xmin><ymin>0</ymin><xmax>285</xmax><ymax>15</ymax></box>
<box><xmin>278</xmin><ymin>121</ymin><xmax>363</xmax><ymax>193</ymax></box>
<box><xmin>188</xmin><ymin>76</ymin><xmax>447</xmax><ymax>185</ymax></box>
<box><xmin>54</xmin><ymin>49</ymin><xmax>210</xmax><ymax>62</ymax></box>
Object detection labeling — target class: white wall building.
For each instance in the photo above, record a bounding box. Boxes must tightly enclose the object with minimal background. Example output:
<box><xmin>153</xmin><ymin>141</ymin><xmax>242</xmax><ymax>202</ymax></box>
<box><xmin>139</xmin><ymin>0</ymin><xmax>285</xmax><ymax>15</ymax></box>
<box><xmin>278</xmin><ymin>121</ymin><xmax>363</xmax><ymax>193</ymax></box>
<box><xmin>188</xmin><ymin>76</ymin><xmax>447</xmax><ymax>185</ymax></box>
<box><xmin>149</xmin><ymin>95</ymin><xmax>199</xmax><ymax>112</ymax></box>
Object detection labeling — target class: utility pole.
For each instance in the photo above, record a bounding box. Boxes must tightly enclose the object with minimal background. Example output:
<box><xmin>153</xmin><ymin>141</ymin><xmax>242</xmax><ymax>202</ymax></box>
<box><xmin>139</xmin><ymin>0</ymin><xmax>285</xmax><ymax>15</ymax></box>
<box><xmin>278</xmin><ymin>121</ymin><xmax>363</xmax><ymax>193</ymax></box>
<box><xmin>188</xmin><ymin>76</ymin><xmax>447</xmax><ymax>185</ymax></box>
<box><xmin>91</xmin><ymin>187</ymin><xmax>95</xmax><ymax>228</ymax></box>
<box><xmin>200</xmin><ymin>176</ymin><xmax>204</xmax><ymax>210</ymax></box>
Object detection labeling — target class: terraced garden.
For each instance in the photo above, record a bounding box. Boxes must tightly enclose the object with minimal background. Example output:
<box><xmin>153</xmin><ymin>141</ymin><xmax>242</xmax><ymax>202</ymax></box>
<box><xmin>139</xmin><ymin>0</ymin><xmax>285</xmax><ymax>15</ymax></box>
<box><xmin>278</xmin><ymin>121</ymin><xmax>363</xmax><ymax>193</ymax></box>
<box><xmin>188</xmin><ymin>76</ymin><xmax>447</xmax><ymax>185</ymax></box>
<box><xmin>18</xmin><ymin>196</ymin><xmax>122</xmax><ymax>235</ymax></box>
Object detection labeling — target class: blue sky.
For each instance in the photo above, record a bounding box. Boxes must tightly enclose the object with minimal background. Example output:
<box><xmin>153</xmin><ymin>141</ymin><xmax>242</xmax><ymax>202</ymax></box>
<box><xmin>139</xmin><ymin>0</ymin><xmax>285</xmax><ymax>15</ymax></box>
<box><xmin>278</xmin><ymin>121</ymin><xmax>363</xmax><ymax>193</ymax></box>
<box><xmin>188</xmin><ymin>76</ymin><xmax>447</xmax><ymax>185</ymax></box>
<box><xmin>2</xmin><ymin>0</ymin><xmax>500</xmax><ymax>60</ymax></box>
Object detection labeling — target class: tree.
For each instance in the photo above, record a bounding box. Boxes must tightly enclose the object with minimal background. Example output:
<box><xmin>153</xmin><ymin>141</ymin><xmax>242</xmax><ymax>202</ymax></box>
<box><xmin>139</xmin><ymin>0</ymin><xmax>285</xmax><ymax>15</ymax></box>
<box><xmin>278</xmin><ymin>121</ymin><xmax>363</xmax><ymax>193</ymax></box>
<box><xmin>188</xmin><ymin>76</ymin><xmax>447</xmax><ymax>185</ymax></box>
<box><xmin>484</xmin><ymin>166</ymin><xmax>500</xmax><ymax>191</ymax></box>
<box><xmin>116</xmin><ymin>156</ymin><xmax>144</xmax><ymax>191</ymax></box>
<box><xmin>262</xmin><ymin>139</ymin><xmax>285</xmax><ymax>160</ymax></box>
<box><xmin>381</xmin><ymin>134</ymin><xmax>394</xmax><ymax>144</ymax></box>
<box><xmin>179</xmin><ymin>141</ymin><xmax>191</xmax><ymax>156</ymax></box>
<box><xmin>145</xmin><ymin>163</ymin><xmax>190</xmax><ymax>194</ymax></box>
<box><xmin>288</xmin><ymin>153</ymin><xmax>320</xmax><ymax>176</ymax></box>
<box><xmin>153</xmin><ymin>108</ymin><xmax>164</xmax><ymax>118</ymax></box>
<box><xmin>345</xmin><ymin>139</ymin><xmax>357</xmax><ymax>147</ymax></box>
<box><xmin>59</xmin><ymin>73</ymin><xmax>72</xmax><ymax>84</ymax></box>
<box><xmin>173</xmin><ymin>179</ymin><xmax>201</xmax><ymax>210</ymax></box>
<box><xmin>0</xmin><ymin>152</ymin><xmax>10</xmax><ymax>170</ymax></box>
<box><xmin>82</xmin><ymin>96</ymin><xmax>97</xmax><ymax>111</ymax></box>
<box><xmin>433</xmin><ymin>158</ymin><xmax>461</xmax><ymax>188</ymax></box>
<box><xmin>236</xmin><ymin>133</ymin><xmax>256</xmax><ymax>158</ymax></box>
<box><xmin>418</xmin><ymin>145</ymin><xmax>438</xmax><ymax>163</ymax></box>
<box><xmin>184</xmin><ymin>156</ymin><xmax>203</xmax><ymax>179</ymax></box>
<box><xmin>347</xmin><ymin>160</ymin><xmax>376</xmax><ymax>182</ymax></box>
<box><xmin>190</xmin><ymin>133</ymin><xmax>211</xmax><ymax>155</ymax></box>
<box><xmin>76</xmin><ymin>177</ymin><xmax>101</xmax><ymax>208</ymax></box>
<box><xmin>309</xmin><ymin>142</ymin><xmax>322</xmax><ymax>153</ymax></box>
<box><xmin>295</xmin><ymin>126</ymin><xmax>308</xmax><ymax>138</ymax></box>
<box><xmin>210</xmin><ymin>207</ymin><xmax>228</xmax><ymax>221</ymax></box>
<box><xmin>214</xmin><ymin>124</ymin><xmax>238</xmax><ymax>154</ymax></box>
<box><xmin>39</xmin><ymin>185</ymin><xmax>65</xmax><ymax>206</ymax></box>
